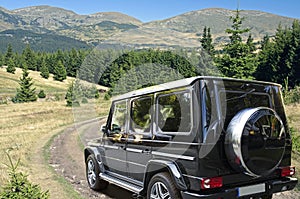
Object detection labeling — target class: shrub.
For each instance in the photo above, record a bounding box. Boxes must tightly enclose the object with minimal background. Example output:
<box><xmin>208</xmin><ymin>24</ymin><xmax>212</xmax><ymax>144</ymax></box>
<box><xmin>284</xmin><ymin>86</ymin><xmax>300</xmax><ymax>105</ymax></box>
<box><xmin>0</xmin><ymin>153</ymin><xmax>49</xmax><ymax>199</ymax></box>
<box><xmin>38</xmin><ymin>90</ymin><xmax>46</xmax><ymax>98</ymax></box>
<box><xmin>81</xmin><ymin>97</ymin><xmax>88</xmax><ymax>104</ymax></box>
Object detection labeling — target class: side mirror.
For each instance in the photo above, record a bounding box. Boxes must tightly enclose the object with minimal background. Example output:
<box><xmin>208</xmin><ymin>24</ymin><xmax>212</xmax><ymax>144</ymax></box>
<box><xmin>101</xmin><ymin>125</ymin><xmax>108</xmax><ymax>134</ymax></box>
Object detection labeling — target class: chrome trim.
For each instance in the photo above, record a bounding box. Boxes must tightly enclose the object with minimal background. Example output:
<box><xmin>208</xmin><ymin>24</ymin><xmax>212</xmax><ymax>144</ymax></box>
<box><xmin>127</xmin><ymin>161</ymin><xmax>147</xmax><ymax>168</ymax></box>
<box><xmin>225</xmin><ymin>107</ymin><xmax>285</xmax><ymax>177</ymax></box>
<box><xmin>104</xmin><ymin>156</ymin><xmax>127</xmax><ymax>163</ymax></box>
<box><xmin>226</xmin><ymin>108</ymin><xmax>260</xmax><ymax>177</ymax></box>
<box><xmin>126</xmin><ymin>148</ymin><xmax>143</xmax><ymax>153</ymax></box>
<box><xmin>143</xmin><ymin>139</ymin><xmax>200</xmax><ymax>146</ymax></box>
<box><xmin>152</xmin><ymin>151</ymin><xmax>195</xmax><ymax>161</ymax></box>
<box><xmin>100</xmin><ymin>173</ymin><xmax>143</xmax><ymax>193</ymax></box>
<box><xmin>103</xmin><ymin>145</ymin><xmax>119</xmax><ymax>150</ymax></box>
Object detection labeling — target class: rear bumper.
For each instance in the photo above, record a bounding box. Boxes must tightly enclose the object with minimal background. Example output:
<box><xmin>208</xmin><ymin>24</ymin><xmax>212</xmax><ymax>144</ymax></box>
<box><xmin>181</xmin><ymin>177</ymin><xmax>298</xmax><ymax>199</ymax></box>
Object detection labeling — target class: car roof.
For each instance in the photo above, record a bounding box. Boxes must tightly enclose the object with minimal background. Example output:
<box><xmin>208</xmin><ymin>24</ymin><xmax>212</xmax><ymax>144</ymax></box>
<box><xmin>112</xmin><ymin>76</ymin><xmax>281</xmax><ymax>101</ymax></box>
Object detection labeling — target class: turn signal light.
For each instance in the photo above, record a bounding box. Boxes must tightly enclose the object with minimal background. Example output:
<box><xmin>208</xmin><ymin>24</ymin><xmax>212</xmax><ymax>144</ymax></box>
<box><xmin>200</xmin><ymin>176</ymin><xmax>223</xmax><ymax>189</ymax></box>
<box><xmin>280</xmin><ymin>166</ymin><xmax>295</xmax><ymax>177</ymax></box>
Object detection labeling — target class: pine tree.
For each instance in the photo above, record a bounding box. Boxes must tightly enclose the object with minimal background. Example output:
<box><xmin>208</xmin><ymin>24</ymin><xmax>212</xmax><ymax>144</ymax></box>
<box><xmin>6</xmin><ymin>58</ymin><xmax>16</xmax><ymax>74</ymax></box>
<box><xmin>22</xmin><ymin>45</ymin><xmax>37</xmax><ymax>70</ymax></box>
<box><xmin>200</xmin><ymin>26</ymin><xmax>215</xmax><ymax>56</ymax></box>
<box><xmin>13</xmin><ymin>67</ymin><xmax>37</xmax><ymax>103</ymax></box>
<box><xmin>215</xmin><ymin>9</ymin><xmax>257</xmax><ymax>79</ymax></box>
<box><xmin>40</xmin><ymin>58</ymin><xmax>49</xmax><ymax>79</ymax></box>
<box><xmin>4</xmin><ymin>44</ymin><xmax>13</xmax><ymax>66</ymax></box>
<box><xmin>53</xmin><ymin>60</ymin><xmax>67</xmax><ymax>81</ymax></box>
<box><xmin>65</xmin><ymin>80</ymin><xmax>81</xmax><ymax>107</ymax></box>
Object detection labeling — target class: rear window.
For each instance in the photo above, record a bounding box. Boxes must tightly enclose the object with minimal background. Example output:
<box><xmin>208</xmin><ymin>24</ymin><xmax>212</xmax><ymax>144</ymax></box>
<box><xmin>220</xmin><ymin>91</ymin><xmax>271</xmax><ymax>128</ymax></box>
<box><xmin>156</xmin><ymin>90</ymin><xmax>192</xmax><ymax>134</ymax></box>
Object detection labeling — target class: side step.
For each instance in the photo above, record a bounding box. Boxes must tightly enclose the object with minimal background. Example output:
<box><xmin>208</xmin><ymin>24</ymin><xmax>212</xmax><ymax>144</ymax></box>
<box><xmin>100</xmin><ymin>173</ymin><xmax>143</xmax><ymax>193</ymax></box>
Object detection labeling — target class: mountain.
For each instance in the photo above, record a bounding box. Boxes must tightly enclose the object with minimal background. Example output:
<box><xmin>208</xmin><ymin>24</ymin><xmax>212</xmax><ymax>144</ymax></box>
<box><xmin>0</xmin><ymin>29</ymin><xmax>90</xmax><ymax>52</ymax></box>
<box><xmin>103</xmin><ymin>8</ymin><xmax>297</xmax><ymax>48</ymax></box>
<box><xmin>6</xmin><ymin>5</ymin><xmax>142</xmax><ymax>44</ymax></box>
<box><xmin>0</xmin><ymin>6</ymin><xmax>297</xmax><ymax>50</ymax></box>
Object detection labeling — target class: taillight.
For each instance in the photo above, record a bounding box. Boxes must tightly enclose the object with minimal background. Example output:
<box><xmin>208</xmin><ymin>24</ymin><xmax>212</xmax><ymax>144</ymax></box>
<box><xmin>280</xmin><ymin>166</ymin><xmax>296</xmax><ymax>177</ymax></box>
<box><xmin>200</xmin><ymin>176</ymin><xmax>223</xmax><ymax>189</ymax></box>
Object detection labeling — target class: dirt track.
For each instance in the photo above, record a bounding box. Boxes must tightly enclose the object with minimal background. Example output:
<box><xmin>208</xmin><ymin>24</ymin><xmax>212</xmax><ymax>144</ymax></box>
<box><xmin>49</xmin><ymin>118</ymin><xmax>133</xmax><ymax>199</ymax></box>
<box><xmin>48</xmin><ymin>118</ymin><xmax>299</xmax><ymax>199</ymax></box>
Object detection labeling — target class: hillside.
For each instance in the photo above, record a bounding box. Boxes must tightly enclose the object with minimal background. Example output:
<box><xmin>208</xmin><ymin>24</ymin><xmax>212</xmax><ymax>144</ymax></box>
<box><xmin>0</xmin><ymin>29</ymin><xmax>90</xmax><ymax>52</ymax></box>
<box><xmin>0</xmin><ymin>6</ymin><xmax>298</xmax><ymax>50</ymax></box>
<box><xmin>0</xmin><ymin>5</ymin><xmax>142</xmax><ymax>46</ymax></box>
<box><xmin>0</xmin><ymin>67</ymin><xmax>73</xmax><ymax>100</ymax></box>
<box><xmin>103</xmin><ymin>8</ymin><xmax>297</xmax><ymax>48</ymax></box>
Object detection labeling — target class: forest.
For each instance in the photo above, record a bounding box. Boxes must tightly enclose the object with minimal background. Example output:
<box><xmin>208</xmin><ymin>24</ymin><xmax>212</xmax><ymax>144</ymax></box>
<box><xmin>1</xmin><ymin>10</ymin><xmax>300</xmax><ymax>102</ymax></box>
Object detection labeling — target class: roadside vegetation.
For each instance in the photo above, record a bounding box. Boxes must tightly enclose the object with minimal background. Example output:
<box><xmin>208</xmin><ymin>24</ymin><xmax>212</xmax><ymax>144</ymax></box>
<box><xmin>0</xmin><ymin>8</ymin><xmax>300</xmax><ymax>198</ymax></box>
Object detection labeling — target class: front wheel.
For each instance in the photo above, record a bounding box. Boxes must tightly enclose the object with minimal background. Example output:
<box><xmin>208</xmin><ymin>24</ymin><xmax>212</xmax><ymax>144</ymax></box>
<box><xmin>86</xmin><ymin>154</ymin><xmax>108</xmax><ymax>190</ymax></box>
<box><xmin>147</xmin><ymin>172</ymin><xmax>181</xmax><ymax>199</ymax></box>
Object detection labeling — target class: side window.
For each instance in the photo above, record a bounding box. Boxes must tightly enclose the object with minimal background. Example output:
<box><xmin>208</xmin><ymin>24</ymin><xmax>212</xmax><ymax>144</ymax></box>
<box><xmin>130</xmin><ymin>97</ymin><xmax>152</xmax><ymax>134</ymax></box>
<box><xmin>110</xmin><ymin>100</ymin><xmax>127</xmax><ymax>134</ymax></box>
<box><xmin>156</xmin><ymin>91</ymin><xmax>192</xmax><ymax>134</ymax></box>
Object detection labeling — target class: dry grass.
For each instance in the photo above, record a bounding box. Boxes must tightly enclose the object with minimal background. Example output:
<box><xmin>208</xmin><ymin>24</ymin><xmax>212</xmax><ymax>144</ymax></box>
<box><xmin>0</xmin><ymin>67</ymin><xmax>74</xmax><ymax>97</ymax></box>
<box><xmin>286</xmin><ymin>104</ymin><xmax>300</xmax><ymax>133</ymax></box>
<box><xmin>0</xmin><ymin>67</ymin><xmax>110</xmax><ymax>198</ymax></box>
<box><xmin>0</xmin><ymin>101</ymin><xmax>73</xmax><ymax>182</ymax></box>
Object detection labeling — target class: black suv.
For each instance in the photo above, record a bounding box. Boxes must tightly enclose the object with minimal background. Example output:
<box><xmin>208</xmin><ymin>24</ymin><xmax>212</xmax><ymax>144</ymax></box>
<box><xmin>84</xmin><ymin>76</ymin><xmax>298</xmax><ymax>199</ymax></box>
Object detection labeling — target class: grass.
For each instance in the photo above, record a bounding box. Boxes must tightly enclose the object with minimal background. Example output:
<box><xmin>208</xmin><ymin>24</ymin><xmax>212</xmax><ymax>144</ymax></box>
<box><xmin>0</xmin><ymin>67</ymin><xmax>299</xmax><ymax>197</ymax></box>
<box><xmin>285</xmin><ymin>104</ymin><xmax>300</xmax><ymax>190</ymax></box>
<box><xmin>0</xmin><ymin>67</ymin><xmax>110</xmax><ymax>198</ymax></box>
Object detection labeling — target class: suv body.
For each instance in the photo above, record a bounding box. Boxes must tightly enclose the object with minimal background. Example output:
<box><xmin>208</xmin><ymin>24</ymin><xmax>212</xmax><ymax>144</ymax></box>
<box><xmin>84</xmin><ymin>76</ymin><xmax>297</xmax><ymax>199</ymax></box>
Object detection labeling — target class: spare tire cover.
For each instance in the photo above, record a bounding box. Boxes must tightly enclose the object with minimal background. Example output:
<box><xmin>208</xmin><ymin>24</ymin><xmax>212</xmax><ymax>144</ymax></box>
<box><xmin>225</xmin><ymin>107</ymin><xmax>286</xmax><ymax>177</ymax></box>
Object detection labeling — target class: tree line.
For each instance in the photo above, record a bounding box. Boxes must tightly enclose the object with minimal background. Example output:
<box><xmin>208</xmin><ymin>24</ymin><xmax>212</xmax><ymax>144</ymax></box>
<box><xmin>2</xmin><ymin>44</ymin><xmax>88</xmax><ymax>81</ymax></box>
<box><xmin>2</xmin><ymin>9</ymin><xmax>300</xmax><ymax>104</ymax></box>
<box><xmin>201</xmin><ymin>9</ymin><xmax>300</xmax><ymax>90</ymax></box>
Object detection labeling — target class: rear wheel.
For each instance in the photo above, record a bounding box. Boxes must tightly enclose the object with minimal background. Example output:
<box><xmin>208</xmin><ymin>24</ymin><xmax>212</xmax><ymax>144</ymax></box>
<box><xmin>86</xmin><ymin>154</ymin><xmax>108</xmax><ymax>190</ymax></box>
<box><xmin>147</xmin><ymin>172</ymin><xmax>181</xmax><ymax>199</ymax></box>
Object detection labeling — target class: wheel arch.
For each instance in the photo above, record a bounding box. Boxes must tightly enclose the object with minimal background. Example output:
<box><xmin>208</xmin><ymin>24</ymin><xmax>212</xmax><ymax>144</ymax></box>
<box><xmin>141</xmin><ymin>160</ymin><xmax>187</xmax><ymax>195</ymax></box>
<box><xmin>84</xmin><ymin>146</ymin><xmax>104</xmax><ymax>163</ymax></box>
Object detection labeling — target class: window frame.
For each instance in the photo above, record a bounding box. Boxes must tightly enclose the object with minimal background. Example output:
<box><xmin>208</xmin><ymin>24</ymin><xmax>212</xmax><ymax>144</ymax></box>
<box><xmin>108</xmin><ymin>99</ymin><xmax>128</xmax><ymax>135</ymax></box>
<box><xmin>129</xmin><ymin>95</ymin><xmax>153</xmax><ymax>136</ymax></box>
<box><xmin>155</xmin><ymin>88</ymin><xmax>193</xmax><ymax>136</ymax></box>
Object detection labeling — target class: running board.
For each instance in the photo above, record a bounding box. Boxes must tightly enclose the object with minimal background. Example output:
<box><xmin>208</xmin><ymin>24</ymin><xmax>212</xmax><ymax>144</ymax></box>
<box><xmin>99</xmin><ymin>173</ymin><xmax>143</xmax><ymax>193</ymax></box>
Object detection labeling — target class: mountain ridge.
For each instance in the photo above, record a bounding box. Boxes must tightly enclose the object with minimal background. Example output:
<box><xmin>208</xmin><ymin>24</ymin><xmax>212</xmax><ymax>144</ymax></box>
<box><xmin>0</xmin><ymin>6</ymin><xmax>298</xmax><ymax>50</ymax></box>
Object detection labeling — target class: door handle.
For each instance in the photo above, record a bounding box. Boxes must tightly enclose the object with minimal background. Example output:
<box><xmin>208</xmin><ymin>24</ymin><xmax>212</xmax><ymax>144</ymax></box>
<box><xmin>143</xmin><ymin>149</ymin><xmax>151</xmax><ymax>154</ymax></box>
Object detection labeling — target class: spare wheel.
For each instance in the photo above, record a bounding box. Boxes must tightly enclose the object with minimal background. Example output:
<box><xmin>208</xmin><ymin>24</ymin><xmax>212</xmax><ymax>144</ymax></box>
<box><xmin>225</xmin><ymin>107</ymin><xmax>286</xmax><ymax>177</ymax></box>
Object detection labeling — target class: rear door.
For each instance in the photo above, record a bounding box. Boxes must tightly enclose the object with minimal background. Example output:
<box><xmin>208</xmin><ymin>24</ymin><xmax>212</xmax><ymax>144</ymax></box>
<box><xmin>126</xmin><ymin>96</ymin><xmax>153</xmax><ymax>182</ymax></box>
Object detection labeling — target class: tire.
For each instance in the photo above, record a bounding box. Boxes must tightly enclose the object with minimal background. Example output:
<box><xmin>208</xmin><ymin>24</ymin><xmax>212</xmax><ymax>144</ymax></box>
<box><xmin>147</xmin><ymin>172</ymin><xmax>181</xmax><ymax>199</ymax></box>
<box><xmin>86</xmin><ymin>154</ymin><xmax>108</xmax><ymax>190</ymax></box>
<box><xmin>225</xmin><ymin>107</ymin><xmax>286</xmax><ymax>177</ymax></box>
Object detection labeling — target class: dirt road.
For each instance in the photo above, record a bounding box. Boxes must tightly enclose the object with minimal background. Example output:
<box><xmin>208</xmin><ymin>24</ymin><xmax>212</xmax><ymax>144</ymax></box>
<box><xmin>48</xmin><ymin>118</ymin><xmax>299</xmax><ymax>199</ymax></box>
<box><xmin>49</xmin><ymin>118</ymin><xmax>133</xmax><ymax>199</ymax></box>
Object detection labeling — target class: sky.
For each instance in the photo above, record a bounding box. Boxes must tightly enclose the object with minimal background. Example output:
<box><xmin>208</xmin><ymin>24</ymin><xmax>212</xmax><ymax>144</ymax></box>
<box><xmin>0</xmin><ymin>0</ymin><xmax>300</xmax><ymax>22</ymax></box>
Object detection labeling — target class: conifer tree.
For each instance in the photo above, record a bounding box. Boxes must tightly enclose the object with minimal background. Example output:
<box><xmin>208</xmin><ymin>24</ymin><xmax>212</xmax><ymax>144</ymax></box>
<box><xmin>65</xmin><ymin>80</ymin><xmax>81</xmax><ymax>107</ymax></box>
<box><xmin>13</xmin><ymin>67</ymin><xmax>37</xmax><ymax>103</ymax></box>
<box><xmin>6</xmin><ymin>58</ymin><xmax>16</xmax><ymax>74</ymax></box>
<box><xmin>200</xmin><ymin>26</ymin><xmax>215</xmax><ymax>56</ymax></box>
<box><xmin>22</xmin><ymin>45</ymin><xmax>37</xmax><ymax>70</ymax></box>
<box><xmin>40</xmin><ymin>58</ymin><xmax>49</xmax><ymax>79</ymax></box>
<box><xmin>53</xmin><ymin>60</ymin><xmax>67</xmax><ymax>81</ymax></box>
<box><xmin>4</xmin><ymin>44</ymin><xmax>13</xmax><ymax>66</ymax></box>
<box><xmin>215</xmin><ymin>9</ymin><xmax>257</xmax><ymax>79</ymax></box>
